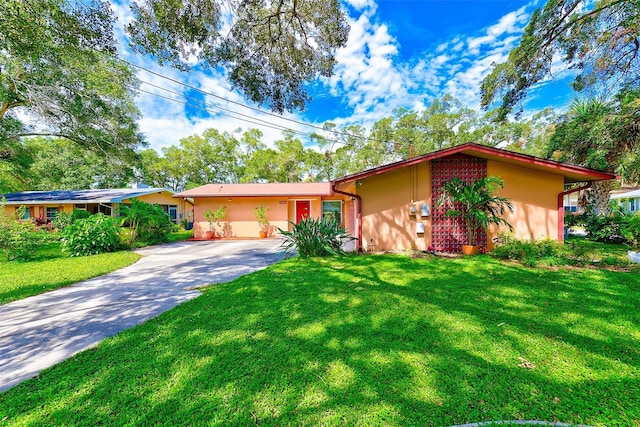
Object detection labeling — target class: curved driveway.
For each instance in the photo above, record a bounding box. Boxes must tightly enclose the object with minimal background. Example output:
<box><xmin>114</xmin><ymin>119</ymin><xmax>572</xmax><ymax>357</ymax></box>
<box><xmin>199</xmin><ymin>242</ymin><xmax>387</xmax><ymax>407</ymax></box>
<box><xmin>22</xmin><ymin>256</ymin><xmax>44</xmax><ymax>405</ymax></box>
<box><xmin>0</xmin><ymin>239</ymin><xmax>285</xmax><ymax>392</ymax></box>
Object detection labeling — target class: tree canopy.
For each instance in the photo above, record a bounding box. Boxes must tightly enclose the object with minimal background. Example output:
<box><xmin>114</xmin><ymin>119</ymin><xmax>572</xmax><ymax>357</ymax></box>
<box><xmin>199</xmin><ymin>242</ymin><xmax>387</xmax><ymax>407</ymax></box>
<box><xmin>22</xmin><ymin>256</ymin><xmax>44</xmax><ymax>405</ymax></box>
<box><xmin>546</xmin><ymin>88</ymin><xmax>640</xmax><ymax>211</ymax></box>
<box><xmin>0</xmin><ymin>0</ymin><xmax>143</xmax><ymax>154</ymax></box>
<box><xmin>127</xmin><ymin>0</ymin><xmax>350</xmax><ymax>113</ymax></box>
<box><xmin>134</xmin><ymin>97</ymin><xmax>557</xmax><ymax>191</ymax></box>
<box><xmin>481</xmin><ymin>0</ymin><xmax>640</xmax><ymax>120</ymax></box>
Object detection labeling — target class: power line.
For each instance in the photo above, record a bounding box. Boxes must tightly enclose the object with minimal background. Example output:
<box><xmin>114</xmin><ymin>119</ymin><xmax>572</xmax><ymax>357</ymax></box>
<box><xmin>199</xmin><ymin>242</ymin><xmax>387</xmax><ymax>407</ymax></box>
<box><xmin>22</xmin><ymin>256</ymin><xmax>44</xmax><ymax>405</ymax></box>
<box><xmin>124</xmin><ymin>59</ymin><xmax>384</xmax><ymax>145</ymax></box>
<box><xmin>139</xmin><ymin>80</ymin><xmax>307</xmax><ymax>135</ymax></box>
<box><xmin>126</xmin><ymin>60</ymin><xmax>331</xmax><ymax>132</ymax></box>
<box><xmin>137</xmin><ymin>88</ymin><xmax>304</xmax><ymax>135</ymax></box>
<box><xmin>137</xmin><ymin>86</ymin><xmax>354</xmax><ymax>146</ymax></box>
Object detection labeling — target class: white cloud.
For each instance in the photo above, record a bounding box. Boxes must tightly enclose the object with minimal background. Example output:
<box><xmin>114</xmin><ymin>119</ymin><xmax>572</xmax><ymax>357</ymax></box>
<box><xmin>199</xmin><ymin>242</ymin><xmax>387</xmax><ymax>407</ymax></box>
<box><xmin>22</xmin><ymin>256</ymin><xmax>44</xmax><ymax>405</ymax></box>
<box><xmin>109</xmin><ymin>1</ymin><xmax>326</xmax><ymax>152</ymax></box>
<box><xmin>466</xmin><ymin>6</ymin><xmax>528</xmax><ymax>55</ymax></box>
<box><xmin>320</xmin><ymin>1</ymin><xmax>532</xmax><ymax>128</ymax></box>
<box><xmin>326</xmin><ymin>7</ymin><xmax>406</xmax><ymax>116</ymax></box>
<box><xmin>343</xmin><ymin>0</ymin><xmax>377</xmax><ymax>12</ymax></box>
<box><xmin>108</xmin><ymin>0</ymin><xmax>540</xmax><ymax>154</ymax></box>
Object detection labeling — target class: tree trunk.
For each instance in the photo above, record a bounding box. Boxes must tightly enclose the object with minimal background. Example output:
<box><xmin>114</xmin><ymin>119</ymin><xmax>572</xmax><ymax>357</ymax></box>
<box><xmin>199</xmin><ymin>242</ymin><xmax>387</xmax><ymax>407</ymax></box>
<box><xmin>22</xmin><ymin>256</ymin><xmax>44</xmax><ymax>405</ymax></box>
<box><xmin>587</xmin><ymin>180</ymin><xmax>614</xmax><ymax>215</ymax></box>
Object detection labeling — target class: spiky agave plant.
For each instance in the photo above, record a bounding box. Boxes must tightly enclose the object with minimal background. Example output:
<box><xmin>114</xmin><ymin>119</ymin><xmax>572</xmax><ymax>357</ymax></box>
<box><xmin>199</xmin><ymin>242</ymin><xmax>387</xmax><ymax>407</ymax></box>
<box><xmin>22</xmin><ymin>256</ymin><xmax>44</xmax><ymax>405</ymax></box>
<box><xmin>278</xmin><ymin>216</ymin><xmax>355</xmax><ymax>257</ymax></box>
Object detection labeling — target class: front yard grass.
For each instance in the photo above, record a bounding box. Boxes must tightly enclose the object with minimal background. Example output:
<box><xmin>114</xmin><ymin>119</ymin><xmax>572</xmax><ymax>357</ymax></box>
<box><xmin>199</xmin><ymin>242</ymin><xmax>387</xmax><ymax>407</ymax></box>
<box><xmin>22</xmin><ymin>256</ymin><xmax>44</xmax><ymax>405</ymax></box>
<box><xmin>0</xmin><ymin>243</ymin><xmax>140</xmax><ymax>305</ymax></box>
<box><xmin>1</xmin><ymin>254</ymin><xmax>638</xmax><ymax>426</ymax></box>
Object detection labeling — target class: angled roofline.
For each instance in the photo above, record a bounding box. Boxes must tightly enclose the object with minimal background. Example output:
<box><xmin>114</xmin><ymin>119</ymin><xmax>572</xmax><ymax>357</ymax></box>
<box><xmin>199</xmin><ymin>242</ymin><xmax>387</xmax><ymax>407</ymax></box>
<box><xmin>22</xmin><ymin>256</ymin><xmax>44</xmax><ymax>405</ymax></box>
<box><xmin>109</xmin><ymin>188</ymin><xmax>173</xmax><ymax>202</ymax></box>
<box><xmin>173</xmin><ymin>182</ymin><xmax>333</xmax><ymax>198</ymax></box>
<box><xmin>1</xmin><ymin>188</ymin><xmax>186</xmax><ymax>205</ymax></box>
<box><xmin>332</xmin><ymin>142</ymin><xmax>616</xmax><ymax>185</ymax></box>
<box><xmin>610</xmin><ymin>188</ymin><xmax>640</xmax><ymax>199</ymax></box>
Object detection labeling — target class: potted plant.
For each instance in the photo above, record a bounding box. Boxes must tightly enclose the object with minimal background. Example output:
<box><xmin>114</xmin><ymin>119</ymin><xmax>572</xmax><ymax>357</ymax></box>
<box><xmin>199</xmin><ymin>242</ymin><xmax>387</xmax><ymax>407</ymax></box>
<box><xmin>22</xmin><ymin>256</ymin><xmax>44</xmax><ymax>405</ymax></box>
<box><xmin>204</xmin><ymin>205</ymin><xmax>226</xmax><ymax>239</ymax></box>
<box><xmin>438</xmin><ymin>176</ymin><xmax>514</xmax><ymax>255</ymax></box>
<box><xmin>253</xmin><ymin>204</ymin><xmax>270</xmax><ymax>238</ymax></box>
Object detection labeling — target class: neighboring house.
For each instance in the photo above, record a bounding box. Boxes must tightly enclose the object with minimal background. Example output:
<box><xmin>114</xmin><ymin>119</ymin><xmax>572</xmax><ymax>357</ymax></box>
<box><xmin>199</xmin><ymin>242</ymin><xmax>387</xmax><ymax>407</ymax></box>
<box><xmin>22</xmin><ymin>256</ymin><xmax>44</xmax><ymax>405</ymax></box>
<box><xmin>563</xmin><ymin>193</ymin><xmax>581</xmax><ymax>213</ymax></box>
<box><xmin>610</xmin><ymin>188</ymin><xmax>640</xmax><ymax>214</ymax></box>
<box><xmin>176</xmin><ymin>143</ymin><xmax>616</xmax><ymax>252</ymax></box>
<box><xmin>1</xmin><ymin>188</ymin><xmax>193</xmax><ymax>224</ymax></box>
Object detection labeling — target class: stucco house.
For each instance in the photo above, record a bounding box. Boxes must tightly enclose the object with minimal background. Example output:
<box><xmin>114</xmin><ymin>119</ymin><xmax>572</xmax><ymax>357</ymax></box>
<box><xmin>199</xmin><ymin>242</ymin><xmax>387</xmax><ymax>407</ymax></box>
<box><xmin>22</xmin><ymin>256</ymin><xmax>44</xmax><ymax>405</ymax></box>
<box><xmin>2</xmin><ymin>188</ymin><xmax>193</xmax><ymax>224</ymax></box>
<box><xmin>173</xmin><ymin>182</ymin><xmax>350</xmax><ymax>240</ymax></box>
<box><xmin>175</xmin><ymin>143</ymin><xmax>615</xmax><ymax>252</ymax></box>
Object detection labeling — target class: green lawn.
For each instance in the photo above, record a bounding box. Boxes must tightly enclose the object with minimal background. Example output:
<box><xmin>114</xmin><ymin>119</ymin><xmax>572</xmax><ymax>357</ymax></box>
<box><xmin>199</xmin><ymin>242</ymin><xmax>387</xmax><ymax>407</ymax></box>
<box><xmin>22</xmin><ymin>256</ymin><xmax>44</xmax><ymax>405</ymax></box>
<box><xmin>565</xmin><ymin>235</ymin><xmax>633</xmax><ymax>258</ymax></box>
<box><xmin>1</xmin><ymin>255</ymin><xmax>638</xmax><ymax>426</ymax></box>
<box><xmin>0</xmin><ymin>243</ymin><xmax>141</xmax><ymax>305</ymax></box>
<box><xmin>167</xmin><ymin>229</ymin><xmax>194</xmax><ymax>242</ymax></box>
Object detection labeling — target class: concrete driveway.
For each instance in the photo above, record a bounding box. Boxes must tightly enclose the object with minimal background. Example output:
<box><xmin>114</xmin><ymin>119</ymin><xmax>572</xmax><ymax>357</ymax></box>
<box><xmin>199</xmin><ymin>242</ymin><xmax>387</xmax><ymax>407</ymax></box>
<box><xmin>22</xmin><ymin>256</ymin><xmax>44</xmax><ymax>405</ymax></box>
<box><xmin>0</xmin><ymin>239</ymin><xmax>286</xmax><ymax>392</ymax></box>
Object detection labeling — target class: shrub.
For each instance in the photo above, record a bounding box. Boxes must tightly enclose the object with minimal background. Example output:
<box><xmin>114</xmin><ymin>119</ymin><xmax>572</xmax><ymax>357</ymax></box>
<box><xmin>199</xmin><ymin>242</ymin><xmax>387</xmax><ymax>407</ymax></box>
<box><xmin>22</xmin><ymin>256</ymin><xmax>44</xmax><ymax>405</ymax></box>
<box><xmin>620</xmin><ymin>213</ymin><xmax>640</xmax><ymax>249</ymax></box>
<box><xmin>492</xmin><ymin>234</ymin><xmax>566</xmax><ymax>267</ymax></box>
<box><xmin>564</xmin><ymin>211</ymin><xmax>581</xmax><ymax>228</ymax></box>
<box><xmin>584</xmin><ymin>212</ymin><xmax>626</xmax><ymax>243</ymax></box>
<box><xmin>119</xmin><ymin>199</ymin><xmax>173</xmax><ymax>246</ymax></box>
<box><xmin>72</xmin><ymin>208</ymin><xmax>91</xmax><ymax>222</ymax></box>
<box><xmin>0</xmin><ymin>205</ymin><xmax>52</xmax><ymax>261</ymax></box>
<box><xmin>52</xmin><ymin>211</ymin><xmax>74</xmax><ymax>230</ymax></box>
<box><xmin>32</xmin><ymin>216</ymin><xmax>50</xmax><ymax>228</ymax></box>
<box><xmin>61</xmin><ymin>214</ymin><xmax>121</xmax><ymax>256</ymax></box>
<box><xmin>279</xmin><ymin>216</ymin><xmax>355</xmax><ymax>257</ymax></box>
<box><xmin>491</xmin><ymin>233</ymin><xmax>632</xmax><ymax>269</ymax></box>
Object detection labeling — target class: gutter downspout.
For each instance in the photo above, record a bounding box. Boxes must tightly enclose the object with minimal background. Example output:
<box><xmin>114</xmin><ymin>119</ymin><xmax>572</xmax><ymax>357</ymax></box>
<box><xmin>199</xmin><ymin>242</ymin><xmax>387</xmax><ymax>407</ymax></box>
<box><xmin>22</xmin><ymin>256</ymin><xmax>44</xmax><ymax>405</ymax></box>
<box><xmin>558</xmin><ymin>183</ymin><xmax>591</xmax><ymax>242</ymax></box>
<box><xmin>332</xmin><ymin>183</ymin><xmax>363</xmax><ymax>253</ymax></box>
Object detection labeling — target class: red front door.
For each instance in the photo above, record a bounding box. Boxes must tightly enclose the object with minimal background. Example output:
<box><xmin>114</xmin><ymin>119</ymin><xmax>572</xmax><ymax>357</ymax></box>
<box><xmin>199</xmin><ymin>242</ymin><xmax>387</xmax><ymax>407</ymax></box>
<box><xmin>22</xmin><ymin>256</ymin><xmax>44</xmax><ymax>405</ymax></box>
<box><xmin>295</xmin><ymin>200</ymin><xmax>310</xmax><ymax>223</ymax></box>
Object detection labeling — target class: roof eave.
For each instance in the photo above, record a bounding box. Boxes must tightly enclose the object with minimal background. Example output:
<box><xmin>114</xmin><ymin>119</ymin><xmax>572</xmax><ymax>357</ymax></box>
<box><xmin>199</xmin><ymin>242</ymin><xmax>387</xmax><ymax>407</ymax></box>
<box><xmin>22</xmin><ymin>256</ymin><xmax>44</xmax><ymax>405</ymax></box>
<box><xmin>332</xmin><ymin>143</ymin><xmax>616</xmax><ymax>185</ymax></box>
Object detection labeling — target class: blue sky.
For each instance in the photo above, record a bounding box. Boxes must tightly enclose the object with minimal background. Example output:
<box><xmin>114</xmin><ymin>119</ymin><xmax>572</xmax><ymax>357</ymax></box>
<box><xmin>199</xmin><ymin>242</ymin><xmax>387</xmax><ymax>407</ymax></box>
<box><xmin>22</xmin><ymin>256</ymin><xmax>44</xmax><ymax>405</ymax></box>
<box><xmin>111</xmin><ymin>0</ymin><xmax>577</xmax><ymax>151</ymax></box>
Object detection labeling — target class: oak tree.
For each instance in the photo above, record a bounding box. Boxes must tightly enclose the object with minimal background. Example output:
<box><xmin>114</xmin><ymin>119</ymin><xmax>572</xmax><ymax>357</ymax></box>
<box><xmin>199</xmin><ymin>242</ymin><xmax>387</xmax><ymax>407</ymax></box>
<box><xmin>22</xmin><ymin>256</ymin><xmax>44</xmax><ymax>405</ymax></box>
<box><xmin>481</xmin><ymin>0</ymin><xmax>640</xmax><ymax>120</ymax></box>
<box><xmin>127</xmin><ymin>0</ymin><xmax>350</xmax><ymax>113</ymax></box>
<box><xmin>0</xmin><ymin>0</ymin><xmax>143</xmax><ymax>155</ymax></box>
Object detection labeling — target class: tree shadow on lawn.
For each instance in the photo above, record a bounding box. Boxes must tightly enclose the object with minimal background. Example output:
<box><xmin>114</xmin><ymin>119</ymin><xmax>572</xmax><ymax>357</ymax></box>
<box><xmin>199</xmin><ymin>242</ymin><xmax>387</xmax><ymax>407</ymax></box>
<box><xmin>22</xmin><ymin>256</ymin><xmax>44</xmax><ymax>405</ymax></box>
<box><xmin>0</xmin><ymin>255</ymin><xmax>638</xmax><ymax>426</ymax></box>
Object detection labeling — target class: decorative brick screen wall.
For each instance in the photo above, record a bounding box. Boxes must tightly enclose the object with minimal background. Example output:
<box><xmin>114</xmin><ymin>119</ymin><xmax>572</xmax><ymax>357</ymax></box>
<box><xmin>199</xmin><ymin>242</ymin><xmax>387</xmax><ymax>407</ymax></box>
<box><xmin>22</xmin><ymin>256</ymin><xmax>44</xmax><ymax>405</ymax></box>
<box><xmin>431</xmin><ymin>154</ymin><xmax>487</xmax><ymax>252</ymax></box>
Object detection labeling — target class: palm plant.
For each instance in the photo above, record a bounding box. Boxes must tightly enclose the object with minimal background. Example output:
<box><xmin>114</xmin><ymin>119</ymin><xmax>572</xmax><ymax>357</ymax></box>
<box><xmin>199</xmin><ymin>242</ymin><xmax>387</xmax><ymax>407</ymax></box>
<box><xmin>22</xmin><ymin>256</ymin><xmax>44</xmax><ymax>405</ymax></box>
<box><xmin>438</xmin><ymin>176</ymin><xmax>514</xmax><ymax>247</ymax></box>
<box><xmin>119</xmin><ymin>199</ymin><xmax>172</xmax><ymax>245</ymax></box>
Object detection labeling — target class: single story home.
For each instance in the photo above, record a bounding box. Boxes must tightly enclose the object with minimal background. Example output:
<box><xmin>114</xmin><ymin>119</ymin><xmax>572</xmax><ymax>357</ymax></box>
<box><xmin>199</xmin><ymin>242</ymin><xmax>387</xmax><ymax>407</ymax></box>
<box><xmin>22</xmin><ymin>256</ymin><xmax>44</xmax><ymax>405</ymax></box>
<box><xmin>173</xmin><ymin>182</ymin><xmax>351</xmax><ymax>240</ymax></box>
<box><xmin>1</xmin><ymin>188</ymin><xmax>193</xmax><ymax>224</ymax></box>
<box><xmin>175</xmin><ymin>143</ymin><xmax>616</xmax><ymax>252</ymax></box>
<box><xmin>610</xmin><ymin>188</ymin><xmax>640</xmax><ymax>213</ymax></box>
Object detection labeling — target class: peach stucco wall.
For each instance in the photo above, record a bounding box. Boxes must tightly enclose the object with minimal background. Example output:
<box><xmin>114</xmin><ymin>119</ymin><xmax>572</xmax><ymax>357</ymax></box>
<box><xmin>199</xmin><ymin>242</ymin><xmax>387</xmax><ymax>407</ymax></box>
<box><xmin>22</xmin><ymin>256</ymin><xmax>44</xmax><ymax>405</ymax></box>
<box><xmin>194</xmin><ymin>197</ymin><xmax>290</xmax><ymax>238</ymax></box>
<box><xmin>352</xmin><ymin>158</ymin><xmax>565</xmax><ymax>252</ymax></box>
<box><xmin>192</xmin><ymin>196</ymin><xmax>350</xmax><ymax>239</ymax></box>
<box><xmin>357</xmin><ymin>162</ymin><xmax>432</xmax><ymax>252</ymax></box>
<box><xmin>487</xmin><ymin>160</ymin><xmax>564</xmax><ymax>249</ymax></box>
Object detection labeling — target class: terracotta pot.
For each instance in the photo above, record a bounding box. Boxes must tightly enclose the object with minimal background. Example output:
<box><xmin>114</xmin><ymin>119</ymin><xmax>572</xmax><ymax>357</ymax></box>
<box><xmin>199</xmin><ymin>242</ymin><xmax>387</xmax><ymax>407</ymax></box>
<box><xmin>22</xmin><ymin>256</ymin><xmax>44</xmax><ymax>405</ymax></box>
<box><xmin>461</xmin><ymin>245</ymin><xmax>480</xmax><ymax>255</ymax></box>
<box><xmin>259</xmin><ymin>231</ymin><xmax>268</xmax><ymax>239</ymax></box>
<box><xmin>204</xmin><ymin>230</ymin><xmax>216</xmax><ymax>240</ymax></box>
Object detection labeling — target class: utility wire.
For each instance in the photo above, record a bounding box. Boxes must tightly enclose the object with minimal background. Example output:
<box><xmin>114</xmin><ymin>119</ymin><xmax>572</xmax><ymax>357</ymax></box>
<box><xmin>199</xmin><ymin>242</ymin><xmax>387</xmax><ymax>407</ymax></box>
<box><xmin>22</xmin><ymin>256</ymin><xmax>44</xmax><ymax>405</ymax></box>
<box><xmin>137</xmin><ymin>86</ymin><xmax>352</xmax><ymax>146</ymax></box>
<box><xmin>140</xmin><ymin>80</ymin><xmax>307</xmax><ymax>135</ymax></box>
<box><xmin>124</xmin><ymin>59</ymin><xmax>385</xmax><ymax>145</ymax></box>
<box><xmin>137</xmin><ymin>88</ymin><xmax>306</xmax><ymax>135</ymax></box>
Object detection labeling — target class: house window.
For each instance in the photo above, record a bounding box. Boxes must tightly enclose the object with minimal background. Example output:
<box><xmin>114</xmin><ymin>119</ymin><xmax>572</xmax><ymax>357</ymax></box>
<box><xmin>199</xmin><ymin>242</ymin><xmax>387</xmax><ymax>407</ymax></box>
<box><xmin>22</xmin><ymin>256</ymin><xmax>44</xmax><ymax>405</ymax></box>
<box><xmin>168</xmin><ymin>205</ymin><xmax>178</xmax><ymax>223</ymax></box>
<box><xmin>19</xmin><ymin>206</ymin><xmax>30</xmax><ymax>220</ymax></box>
<box><xmin>630</xmin><ymin>199</ymin><xmax>637</xmax><ymax>212</ymax></box>
<box><xmin>322</xmin><ymin>201</ymin><xmax>342</xmax><ymax>224</ymax></box>
<box><xmin>46</xmin><ymin>207</ymin><xmax>59</xmax><ymax>220</ymax></box>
